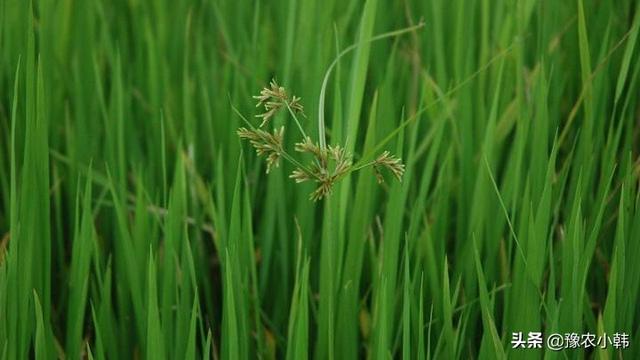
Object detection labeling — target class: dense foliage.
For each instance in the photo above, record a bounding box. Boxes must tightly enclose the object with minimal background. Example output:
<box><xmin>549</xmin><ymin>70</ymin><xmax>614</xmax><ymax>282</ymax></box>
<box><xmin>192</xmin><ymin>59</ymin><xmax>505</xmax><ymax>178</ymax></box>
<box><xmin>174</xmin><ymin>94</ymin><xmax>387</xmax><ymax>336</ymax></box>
<box><xmin>0</xmin><ymin>0</ymin><xmax>639</xmax><ymax>358</ymax></box>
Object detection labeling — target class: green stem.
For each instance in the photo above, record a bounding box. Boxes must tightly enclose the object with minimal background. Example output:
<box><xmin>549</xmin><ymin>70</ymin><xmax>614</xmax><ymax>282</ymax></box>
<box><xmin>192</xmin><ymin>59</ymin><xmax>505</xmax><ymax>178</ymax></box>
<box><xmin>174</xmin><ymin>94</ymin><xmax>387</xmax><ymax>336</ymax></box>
<box><xmin>230</xmin><ymin>99</ymin><xmax>258</xmax><ymax>130</ymax></box>
<box><xmin>280</xmin><ymin>151</ymin><xmax>319</xmax><ymax>180</ymax></box>
<box><xmin>350</xmin><ymin>160</ymin><xmax>377</xmax><ymax>172</ymax></box>
<box><xmin>285</xmin><ymin>102</ymin><xmax>308</xmax><ymax>139</ymax></box>
<box><xmin>317</xmin><ymin>21</ymin><xmax>425</xmax><ymax>151</ymax></box>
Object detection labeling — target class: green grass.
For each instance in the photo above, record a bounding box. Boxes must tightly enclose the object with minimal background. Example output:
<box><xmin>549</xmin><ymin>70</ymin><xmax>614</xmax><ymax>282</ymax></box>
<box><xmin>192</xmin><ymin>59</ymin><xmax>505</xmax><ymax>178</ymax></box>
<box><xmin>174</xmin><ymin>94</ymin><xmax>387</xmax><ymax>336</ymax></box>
<box><xmin>1</xmin><ymin>0</ymin><xmax>639</xmax><ymax>358</ymax></box>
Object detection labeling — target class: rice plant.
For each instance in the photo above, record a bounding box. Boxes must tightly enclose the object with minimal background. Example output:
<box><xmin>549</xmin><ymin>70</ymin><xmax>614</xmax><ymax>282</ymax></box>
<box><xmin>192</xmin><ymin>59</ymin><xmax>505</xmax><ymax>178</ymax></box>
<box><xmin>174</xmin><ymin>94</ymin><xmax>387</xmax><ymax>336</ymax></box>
<box><xmin>0</xmin><ymin>0</ymin><xmax>639</xmax><ymax>359</ymax></box>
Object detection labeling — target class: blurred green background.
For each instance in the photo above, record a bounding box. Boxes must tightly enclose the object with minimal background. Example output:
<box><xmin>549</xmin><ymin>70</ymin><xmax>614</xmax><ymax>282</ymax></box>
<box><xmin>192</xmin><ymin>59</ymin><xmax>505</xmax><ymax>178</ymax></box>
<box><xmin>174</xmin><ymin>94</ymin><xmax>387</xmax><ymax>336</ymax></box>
<box><xmin>0</xmin><ymin>0</ymin><xmax>639</xmax><ymax>358</ymax></box>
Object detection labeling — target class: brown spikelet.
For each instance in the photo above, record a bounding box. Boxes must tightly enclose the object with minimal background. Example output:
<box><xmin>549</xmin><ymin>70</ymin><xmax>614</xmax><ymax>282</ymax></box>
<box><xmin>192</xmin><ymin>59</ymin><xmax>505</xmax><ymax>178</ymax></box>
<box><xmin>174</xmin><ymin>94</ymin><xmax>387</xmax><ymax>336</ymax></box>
<box><xmin>294</xmin><ymin>137</ymin><xmax>322</xmax><ymax>157</ymax></box>
<box><xmin>238</xmin><ymin>79</ymin><xmax>406</xmax><ymax>202</ymax></box>
<box><xmin>253</xmin><ymin>79</ymin><xmax>305</xmax><ymax>127</ymax></box>
<box><xmin>237</xmin><ymin>126</ymin><xmax>285</xmax><ymax>173</ymax></box>
<box><xmin>290</xmin><ymin>168</ymin><xmax>311</xmax><ymax>183</ymax></box>
<box><xmin>372</xmin><ymin>151</ymin><xmax>405</xmax><ymax>182</ymax></box>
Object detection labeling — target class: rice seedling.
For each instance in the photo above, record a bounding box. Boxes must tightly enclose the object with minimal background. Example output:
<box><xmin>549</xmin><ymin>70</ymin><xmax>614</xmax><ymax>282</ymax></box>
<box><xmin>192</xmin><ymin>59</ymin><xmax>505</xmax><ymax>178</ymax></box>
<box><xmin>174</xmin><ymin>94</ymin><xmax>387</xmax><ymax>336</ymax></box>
<box><xmin>0</xmin><ymin>0</ymin><xmax>639</xmax><ymax>359</ymax></box>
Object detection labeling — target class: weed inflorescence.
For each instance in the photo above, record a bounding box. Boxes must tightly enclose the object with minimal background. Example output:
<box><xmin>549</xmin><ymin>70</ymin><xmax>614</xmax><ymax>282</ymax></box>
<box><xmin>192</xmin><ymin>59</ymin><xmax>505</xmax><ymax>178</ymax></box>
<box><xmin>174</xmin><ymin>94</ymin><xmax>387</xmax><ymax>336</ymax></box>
<box><xmin>238</xmin><ymin>80</ymin><xmax>405</xmax><ymax>200</ymax></box>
